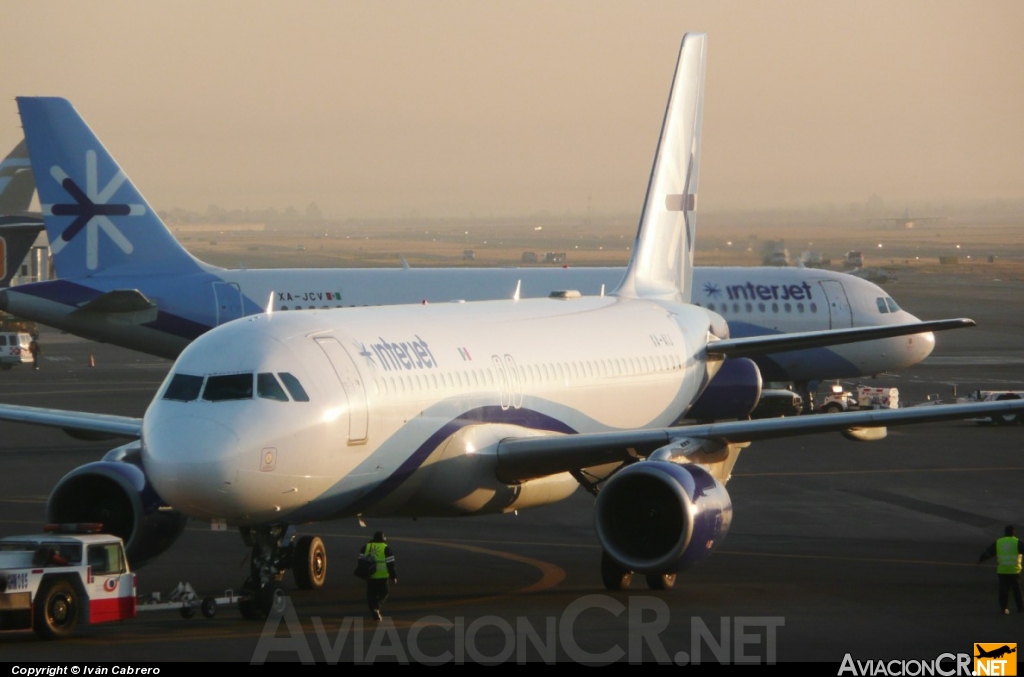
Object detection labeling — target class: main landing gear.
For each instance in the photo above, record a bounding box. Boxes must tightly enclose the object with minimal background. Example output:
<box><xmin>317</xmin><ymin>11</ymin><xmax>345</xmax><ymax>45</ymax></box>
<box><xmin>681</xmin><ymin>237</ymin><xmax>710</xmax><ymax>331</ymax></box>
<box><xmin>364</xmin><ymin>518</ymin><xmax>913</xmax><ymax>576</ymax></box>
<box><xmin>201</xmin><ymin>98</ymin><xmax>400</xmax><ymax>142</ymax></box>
<box><xmin>237</xmin><ymin>525</ymin><xmax>328</xmax><ymax>619</ymax></box>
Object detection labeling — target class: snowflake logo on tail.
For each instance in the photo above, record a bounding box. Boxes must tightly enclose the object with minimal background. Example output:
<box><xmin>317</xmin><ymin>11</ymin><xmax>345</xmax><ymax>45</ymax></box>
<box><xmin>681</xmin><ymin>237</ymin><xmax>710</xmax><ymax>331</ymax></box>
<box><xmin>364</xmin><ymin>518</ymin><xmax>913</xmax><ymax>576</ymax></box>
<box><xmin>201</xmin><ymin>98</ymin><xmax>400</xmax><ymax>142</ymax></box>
<box><xmin>45</xmin><ymin>150</ymin><xmax>145</xmax><ymax>270</ymax></box>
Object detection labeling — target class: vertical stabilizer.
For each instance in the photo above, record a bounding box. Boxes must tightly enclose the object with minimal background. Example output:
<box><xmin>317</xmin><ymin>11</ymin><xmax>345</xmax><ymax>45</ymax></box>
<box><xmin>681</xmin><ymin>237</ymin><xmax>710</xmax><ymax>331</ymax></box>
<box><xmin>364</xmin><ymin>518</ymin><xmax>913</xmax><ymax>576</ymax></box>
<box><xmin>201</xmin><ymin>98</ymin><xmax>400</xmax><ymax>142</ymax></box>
<box><xmin>615</xmin><ymin>32</ymin><xmax>706</xmax><ymax>303</ymax></box>
<box><xmin>16</xmin><ymin>98</ymin><xmax>209</xmax><ymax>279</ymax></box>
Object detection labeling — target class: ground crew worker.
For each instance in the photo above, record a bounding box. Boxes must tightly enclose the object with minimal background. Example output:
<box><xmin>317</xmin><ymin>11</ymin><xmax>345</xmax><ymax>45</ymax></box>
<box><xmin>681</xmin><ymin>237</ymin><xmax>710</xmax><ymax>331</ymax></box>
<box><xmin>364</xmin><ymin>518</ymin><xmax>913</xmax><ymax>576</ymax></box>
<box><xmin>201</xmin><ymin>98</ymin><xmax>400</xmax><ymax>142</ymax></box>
<box><xmin>28</xmin><ymin>338</ymin><xmax>40</xmax><ymax>370</ymax></box>
<box><xmin>978</xmin><ymin>524</ymin><xmax>1024</xmax><ymax>614</ymax></box>
<box><xmin>361</xmin><ymin>531</ymin><xmax>397</xmax><ymax>621</ymax></box>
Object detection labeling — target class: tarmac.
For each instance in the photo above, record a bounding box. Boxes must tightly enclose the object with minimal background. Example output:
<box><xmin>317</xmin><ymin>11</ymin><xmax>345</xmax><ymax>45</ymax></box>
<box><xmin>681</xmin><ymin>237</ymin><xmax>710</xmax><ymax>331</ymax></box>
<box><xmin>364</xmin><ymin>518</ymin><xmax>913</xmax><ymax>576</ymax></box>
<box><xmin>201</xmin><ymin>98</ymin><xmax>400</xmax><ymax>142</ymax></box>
<box><xmin>0</xmin><ymin>268</ymin><xmax>1021</xmax><ymax>664</ymax></box>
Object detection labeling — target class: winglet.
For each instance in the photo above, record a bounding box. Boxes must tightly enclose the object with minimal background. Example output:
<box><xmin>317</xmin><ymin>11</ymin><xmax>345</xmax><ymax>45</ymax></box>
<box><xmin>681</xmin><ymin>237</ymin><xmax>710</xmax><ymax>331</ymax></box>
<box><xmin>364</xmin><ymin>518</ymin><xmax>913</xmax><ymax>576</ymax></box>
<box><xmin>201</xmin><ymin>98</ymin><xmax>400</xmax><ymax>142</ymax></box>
<box><xmin>615</xmin><ymin>32</ymin><xmax>706</xmax><ymax>303</ymax></box>
<box><xmin>16</xmin><ymin>97</ymin><xmax>210</xmax><ymax>279</ymax></box>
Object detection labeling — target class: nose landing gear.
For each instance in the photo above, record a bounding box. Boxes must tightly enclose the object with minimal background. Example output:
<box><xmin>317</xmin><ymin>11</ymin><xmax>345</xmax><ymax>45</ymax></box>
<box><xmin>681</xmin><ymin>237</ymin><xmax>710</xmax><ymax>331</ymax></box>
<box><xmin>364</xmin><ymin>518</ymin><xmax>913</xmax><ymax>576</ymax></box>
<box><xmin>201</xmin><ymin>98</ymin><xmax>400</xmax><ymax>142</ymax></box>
<box><xmin>237</xmin><ymin>525</ymin><xmax>328</xmax><ymax>619</ymax></box>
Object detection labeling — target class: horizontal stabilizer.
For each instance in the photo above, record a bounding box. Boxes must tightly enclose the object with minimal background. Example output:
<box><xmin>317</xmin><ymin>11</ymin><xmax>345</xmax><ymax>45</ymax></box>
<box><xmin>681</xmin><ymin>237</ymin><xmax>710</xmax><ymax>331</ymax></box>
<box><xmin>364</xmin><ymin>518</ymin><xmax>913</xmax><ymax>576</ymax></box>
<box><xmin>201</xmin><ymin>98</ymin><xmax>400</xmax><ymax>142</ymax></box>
<box><xmin>495</xmin><ymin>398</ymin><xmax>1024</xmax><ymax>483</ymax></box>
<box><xmin>706</xmin><ymin>318</ymin><xmax>974</xmax><ymax>359</ymax></box>
<box><xmin>72</xmin><ymin>289</ymin><xmax>156</xmax><ymax>314</ymax></box>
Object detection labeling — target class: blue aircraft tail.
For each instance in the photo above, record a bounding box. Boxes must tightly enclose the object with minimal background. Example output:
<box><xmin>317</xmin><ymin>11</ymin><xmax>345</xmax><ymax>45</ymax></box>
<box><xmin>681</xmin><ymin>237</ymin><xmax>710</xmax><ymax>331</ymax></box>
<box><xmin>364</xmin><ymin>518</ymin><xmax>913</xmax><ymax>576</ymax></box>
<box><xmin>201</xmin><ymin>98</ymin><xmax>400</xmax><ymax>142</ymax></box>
<box><xmin>17</xmin><ymin>98</ymin><xmax>209</xmax><ymax>279</ymax></box>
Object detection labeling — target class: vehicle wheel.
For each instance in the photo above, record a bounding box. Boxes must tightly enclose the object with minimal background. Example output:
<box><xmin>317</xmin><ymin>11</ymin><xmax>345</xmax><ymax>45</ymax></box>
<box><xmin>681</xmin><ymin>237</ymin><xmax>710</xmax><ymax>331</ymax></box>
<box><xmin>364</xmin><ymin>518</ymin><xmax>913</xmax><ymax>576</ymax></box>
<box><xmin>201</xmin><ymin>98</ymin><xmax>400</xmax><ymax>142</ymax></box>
<box><xmin>600</xmin><ymin>552</ymin><xmax>632</xmax><ymax>591</ymax></box>
<box><xmin>824</xmin><ymin>403</ymin><xmax>843</xmax><ymax>414</ymax></box>
<box><xmin>293</xmin><ymin>535</ymin><xmax>327</xmax><ymax>590</ymax></box>
<box><xmin>201</xmin><ymin>597</ymin><xmax>217</xmax><ymax>619</ymax></box>
<box><xmin>33</xmin><ymin>580</ymin><xmax>79</xmax><ymax>639</ymax></box>
<box><xmin>180</xmin><ymin>605</ymin><xmax>195</xmax><ymax>619</ymax></box>
<box><xmin>994</xmin><ymin>394</ymin><xmax>1020</xmax><ymax>425</ymax></box>
<box><xmin>645</xmin><ymin>573</ymin><xmax>677</xmax><ymax>590</ymax></box>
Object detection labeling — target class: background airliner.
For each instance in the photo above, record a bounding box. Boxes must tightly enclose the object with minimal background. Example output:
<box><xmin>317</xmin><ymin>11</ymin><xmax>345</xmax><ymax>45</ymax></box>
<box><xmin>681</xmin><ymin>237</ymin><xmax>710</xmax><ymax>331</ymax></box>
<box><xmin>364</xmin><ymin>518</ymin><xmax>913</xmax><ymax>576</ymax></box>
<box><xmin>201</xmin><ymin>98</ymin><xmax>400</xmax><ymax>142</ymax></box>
<box><xmin>0</xmin><ymin>141</ymin><xmax>45</xmax><ymax>288</ymax></box>
<box><xmin>0</xmin><ymin>34</ymin><xmax>1014</xmax><ymax>616</ymax></box>
<box><xmin>4</xmin><ymin>99</ymin><xmax>932</xmax><ymax>415</ymax></box>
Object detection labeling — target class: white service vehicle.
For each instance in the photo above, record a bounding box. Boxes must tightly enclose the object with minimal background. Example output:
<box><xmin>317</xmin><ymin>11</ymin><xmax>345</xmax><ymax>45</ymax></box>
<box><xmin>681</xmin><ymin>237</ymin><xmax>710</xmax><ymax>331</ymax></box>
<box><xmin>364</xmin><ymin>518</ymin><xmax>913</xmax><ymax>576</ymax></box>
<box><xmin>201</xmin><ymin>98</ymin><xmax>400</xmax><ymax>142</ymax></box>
<box><xmin>0</xmin><ymin>331</ymin><xmax>32</xmax><ymax>370</ymax></box>
<box><xmin>0</xmin><ymin>524</ymin><xmax>136</xmax><ymax>639</ymax></box>
<box><xmin>820</xmin><ymin>384</ymin><xmax>899</xmax><ymax>414</ymax></box>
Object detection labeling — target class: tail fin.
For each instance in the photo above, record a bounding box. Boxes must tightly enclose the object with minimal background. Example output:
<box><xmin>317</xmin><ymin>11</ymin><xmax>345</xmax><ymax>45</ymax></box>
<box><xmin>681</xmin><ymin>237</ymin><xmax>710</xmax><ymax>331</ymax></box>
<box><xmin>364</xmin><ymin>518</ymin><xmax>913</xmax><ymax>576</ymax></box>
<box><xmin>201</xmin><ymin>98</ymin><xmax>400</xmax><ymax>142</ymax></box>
<box><xmin>16</xmin><ymin>98</ymin><xmax>208</xmax><ymax>279</ymax></box>
<box><xmin>615</xmin><ymin>32</ymin><xmax>706</xmax><ymax>303</ymax></box>
<box><xmin>0</xmin><ymin>140</ymin><xmax>35</xmax><ymax>214</ymax></box>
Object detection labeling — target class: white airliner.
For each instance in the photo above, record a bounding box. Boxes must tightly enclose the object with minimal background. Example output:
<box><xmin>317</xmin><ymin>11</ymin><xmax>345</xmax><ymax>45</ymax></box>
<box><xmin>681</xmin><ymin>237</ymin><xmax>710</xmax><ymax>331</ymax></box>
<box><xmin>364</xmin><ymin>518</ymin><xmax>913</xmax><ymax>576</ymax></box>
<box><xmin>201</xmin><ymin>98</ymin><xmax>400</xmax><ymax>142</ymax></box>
<box><xmin>0</xmin><ymin>140</ymin><xmax>46</xmax><ymax>288</ymax></box>
<box><xmin>4</xmin><ymin>98</ymin><xmax>932</xmax><ymax>413</ymax></box>
<box><xmin>1</xmin><ymin>34</ymin><xmax>1016</xmax><ymax>615</ymax></box>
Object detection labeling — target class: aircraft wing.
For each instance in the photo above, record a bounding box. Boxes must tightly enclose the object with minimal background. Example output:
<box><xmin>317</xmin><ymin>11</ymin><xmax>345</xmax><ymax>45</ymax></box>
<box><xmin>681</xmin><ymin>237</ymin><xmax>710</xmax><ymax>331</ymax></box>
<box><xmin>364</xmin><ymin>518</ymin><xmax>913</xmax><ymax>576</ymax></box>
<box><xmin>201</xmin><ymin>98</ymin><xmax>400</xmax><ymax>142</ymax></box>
<box><xmin>0</xmin><ymin>403</ymin><xmax>142</xmax><ymax>438</ymax></box>
<box><xmin>706</xmin><ymin>318</ymin><xmax>972</xmax><ymax>358</ymax></box>
<box><xmin>495</xmin><ymin>399</ymin><xmax>1024</xmax><ymax>483</ymax></box>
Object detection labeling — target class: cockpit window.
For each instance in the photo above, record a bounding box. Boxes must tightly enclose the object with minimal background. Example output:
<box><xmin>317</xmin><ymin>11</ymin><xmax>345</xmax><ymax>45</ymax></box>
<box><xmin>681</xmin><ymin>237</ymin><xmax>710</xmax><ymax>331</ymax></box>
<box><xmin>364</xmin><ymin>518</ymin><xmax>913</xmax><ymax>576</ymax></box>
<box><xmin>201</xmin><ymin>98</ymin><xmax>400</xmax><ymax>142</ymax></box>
<box><xmin>257</xmin><ymin>373</ymin><xmax>289</xmax><ymax>402</ymax></box>
<box><xmin>278</xmin><ymin>372</ymin><xmax>309</xmax><ymax>402</ymax></box>
<box><xmin>885</xmin><ymin>297</ymin><xmax>900</xmax><ymax>312</ymax></box>
<box><xmin>876</xmin><ymin>298</ymin><xmax>889</xmax><ymax>314</ymax></box>
<box><xmin>202</xmin><ymin>373</ymin><xmax>254</xmax><ymax>401</ymax></box>
<box><xmin>163</xmin><ymin>373</ymin><xmax>204</xmax><ymax>402</ymax></box>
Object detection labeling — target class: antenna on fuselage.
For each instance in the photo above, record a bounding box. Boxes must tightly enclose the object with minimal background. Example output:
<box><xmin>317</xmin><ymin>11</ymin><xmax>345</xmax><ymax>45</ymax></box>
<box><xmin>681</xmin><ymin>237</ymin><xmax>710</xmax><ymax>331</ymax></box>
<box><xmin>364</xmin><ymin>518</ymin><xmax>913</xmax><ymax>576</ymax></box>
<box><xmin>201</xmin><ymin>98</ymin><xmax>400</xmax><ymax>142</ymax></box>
<box><xmin>513</xmin><ymin>279</ymin><xmax>521</xmax><ymax>301</ymax></box>
<box><xmin>265</xmin><ymin>291</ymin><xmax>275</xmax><ymax>317</ymax></box>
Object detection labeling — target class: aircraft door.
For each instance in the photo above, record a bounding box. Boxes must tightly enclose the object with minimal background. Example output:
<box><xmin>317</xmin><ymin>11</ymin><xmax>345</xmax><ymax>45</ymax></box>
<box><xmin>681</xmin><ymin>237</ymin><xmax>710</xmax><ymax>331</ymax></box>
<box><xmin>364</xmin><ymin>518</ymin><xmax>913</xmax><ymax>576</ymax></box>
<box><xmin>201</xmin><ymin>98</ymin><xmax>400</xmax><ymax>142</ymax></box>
<box><xmin>213</xmin><ymin>282</ymin><xmax>244</xmax><ymax>325</ymax></box>
<box><xmin>817</xmin><ymin>280</ymin><xmax>853</xmax><ymax>329</ymax></box>
<box><xmin>315</xmin><ymin>337</ymin><xmax>368</xmax><ymax>444</ymax></box>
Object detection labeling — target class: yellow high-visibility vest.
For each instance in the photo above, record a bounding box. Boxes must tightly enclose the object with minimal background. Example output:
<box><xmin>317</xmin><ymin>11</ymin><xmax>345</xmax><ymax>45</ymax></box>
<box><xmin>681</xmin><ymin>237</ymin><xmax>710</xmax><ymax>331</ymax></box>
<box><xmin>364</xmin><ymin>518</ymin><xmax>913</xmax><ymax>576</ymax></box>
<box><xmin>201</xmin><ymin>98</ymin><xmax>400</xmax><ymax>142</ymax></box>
<box><xmin>996</xmin><ymin>536</ymin><xmax>1022</xmax><ymax>575</ymax></box>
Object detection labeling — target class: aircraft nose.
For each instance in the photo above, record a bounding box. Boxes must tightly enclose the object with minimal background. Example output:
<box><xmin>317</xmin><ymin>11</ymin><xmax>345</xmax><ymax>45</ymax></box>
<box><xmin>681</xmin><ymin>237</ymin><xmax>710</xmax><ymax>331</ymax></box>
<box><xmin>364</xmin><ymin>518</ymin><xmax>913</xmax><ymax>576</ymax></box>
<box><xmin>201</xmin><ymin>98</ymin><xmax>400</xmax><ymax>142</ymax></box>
<box><xmin>143</xmin><ymin>416</ymin><xmax>242</xmax><ymax>518</ymax></box>
<box><xmin>913</xmin><ymin>330</ymin><xmax>936</xmax><ymax>362</ymax></box>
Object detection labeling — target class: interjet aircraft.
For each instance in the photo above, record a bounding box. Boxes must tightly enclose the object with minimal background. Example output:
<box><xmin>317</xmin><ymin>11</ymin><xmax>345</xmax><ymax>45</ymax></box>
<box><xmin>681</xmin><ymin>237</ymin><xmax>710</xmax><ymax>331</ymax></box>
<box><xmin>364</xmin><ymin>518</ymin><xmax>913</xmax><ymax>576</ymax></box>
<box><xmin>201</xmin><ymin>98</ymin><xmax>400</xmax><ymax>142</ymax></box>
<box><xmin>4</xmin><ymin>96</ymin><xmax>933</xmax><ymax>413</ymax></box>
<box><xmin>2</xmin><ymin>34</ymin><xmax>1015</xmax><ymax>620</ymax></box>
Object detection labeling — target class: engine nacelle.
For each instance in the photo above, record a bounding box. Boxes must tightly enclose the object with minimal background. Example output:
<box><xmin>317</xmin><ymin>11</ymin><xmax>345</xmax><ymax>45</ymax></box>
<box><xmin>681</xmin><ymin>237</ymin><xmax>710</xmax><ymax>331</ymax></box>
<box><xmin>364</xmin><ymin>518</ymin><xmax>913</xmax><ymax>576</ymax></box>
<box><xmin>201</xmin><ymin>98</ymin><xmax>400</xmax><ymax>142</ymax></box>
<box><xmin>46</xmin><ymin>443</ymin><xmax>187</xmax><ymax>568</ymax></box>
<box><xmin>685</xmin><ymin>358</ymin><xmax>762</xmax><ymax>421</ymax></box>
<box><xmin>595</xmin><ymin>461</ymin><xmax>732</xmax><ymax>575</ymax></box>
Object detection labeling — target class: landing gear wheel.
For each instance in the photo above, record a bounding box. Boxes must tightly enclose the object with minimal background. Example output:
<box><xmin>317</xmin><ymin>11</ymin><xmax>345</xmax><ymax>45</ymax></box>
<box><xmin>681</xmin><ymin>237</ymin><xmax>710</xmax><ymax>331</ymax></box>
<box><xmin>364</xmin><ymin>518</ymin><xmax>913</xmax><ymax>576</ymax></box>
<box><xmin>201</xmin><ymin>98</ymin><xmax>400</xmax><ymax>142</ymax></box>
<box><xmin>201</xmin><ymin>597</ymin><xmax>217</xmax><ymax>619</ymax></box>
<box><xmin>33</xmin><ymin>580</ymin><xmax>79</xmax><ymax>639</ymax></box>
<box><xmin>238</xmin><ymin>580</ymin><xmax>262</xmax><ymax>620</ymax></box>
<box><xmin>601</xmin><ymin>552</ymin><xmax>633</xmax><ymax>591</ymax></box>
<box><xmin>645</xmin><ymin>573</ymin><xmax>677</xmax><ymax>590</ymax></box>
<box><xmin>823</xmin><ymin>403</ymin><xmax>843</xmax><ymax>414</ymax></box>
<box><xmin>259</xmin><ymin>582</ymin><xmax>286</xmax><ymax>616</ymax></box>
<box><xmin>293</xmin><ymin>535</ymin><xmax>327</xmax><ymax>590</ymax></box>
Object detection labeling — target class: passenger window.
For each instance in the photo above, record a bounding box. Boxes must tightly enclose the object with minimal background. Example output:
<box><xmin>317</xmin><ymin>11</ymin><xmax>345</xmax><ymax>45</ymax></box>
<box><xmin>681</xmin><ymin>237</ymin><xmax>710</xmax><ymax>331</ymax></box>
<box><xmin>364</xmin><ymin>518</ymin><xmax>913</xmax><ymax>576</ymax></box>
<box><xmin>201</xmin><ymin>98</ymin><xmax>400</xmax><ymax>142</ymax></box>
<box><xmin>203</xmin><ymin>373</ymin><xmax>254</xmax><ymax>401</ymax></box>
<box><xmin>163</xmin><ymin>373</ymin><xmax>204</xmax><ymax>402</ymax></box>
<box><xmin>278</xmin><ymin>372</ymin><xmax>310</xmax><ymax>402</ymax></box>
<box><xmin>876</xmin><ymin>298</ymin><xmax>889</xmax><ymax>313</ymax></box>
<box><xmin>797</xmin><ymin>303</ymin><xmax>804</xmax><ymax>313</ymax></box>
<box><xmin>257</xmin><ymin>373</ymin><xmax>290</xmax><ymax>402</ymax></box>
<box><xmin>886</xmin><ymin>297</ymin><xmax>900</xmax><ymax>312</ymax></box>
<box><xmin>771</xmin><ymin>303</ymin><xmax>779</xmax><ymax>313</ymax></box>
<box><xmin>758</xmin><ymin>303</ymin><xmax>766</xmax><ymax>313</ymax></box>
<box><xmin>784</xmin><ymin>303</ymin><xmax>791</xmax><ymax>313</ymax></box>
<box><xmin>810</xmin><ymin>303</ymin><xmax>818</xmax><ymax>313</ymax></box>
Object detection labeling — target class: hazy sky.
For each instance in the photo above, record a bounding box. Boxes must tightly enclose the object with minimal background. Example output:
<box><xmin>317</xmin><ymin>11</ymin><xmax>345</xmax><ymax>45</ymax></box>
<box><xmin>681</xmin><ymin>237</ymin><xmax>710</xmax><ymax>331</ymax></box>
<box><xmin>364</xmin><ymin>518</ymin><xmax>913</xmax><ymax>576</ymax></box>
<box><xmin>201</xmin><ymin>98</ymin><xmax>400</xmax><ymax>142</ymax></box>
<box><xmin>2</xmin><ymin>1</ymin><xmax>1022</xmax><ymax>218</ymax></box>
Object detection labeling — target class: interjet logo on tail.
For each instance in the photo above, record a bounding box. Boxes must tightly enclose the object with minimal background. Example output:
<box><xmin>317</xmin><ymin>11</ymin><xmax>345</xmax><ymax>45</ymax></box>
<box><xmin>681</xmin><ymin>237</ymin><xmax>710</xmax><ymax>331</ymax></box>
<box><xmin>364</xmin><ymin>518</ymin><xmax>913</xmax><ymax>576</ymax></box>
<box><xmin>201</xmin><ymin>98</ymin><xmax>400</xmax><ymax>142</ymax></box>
<box><xmin>45</xmin><ymin>150</ymin><xmax>145</xmax><ymax>270</ymax></box>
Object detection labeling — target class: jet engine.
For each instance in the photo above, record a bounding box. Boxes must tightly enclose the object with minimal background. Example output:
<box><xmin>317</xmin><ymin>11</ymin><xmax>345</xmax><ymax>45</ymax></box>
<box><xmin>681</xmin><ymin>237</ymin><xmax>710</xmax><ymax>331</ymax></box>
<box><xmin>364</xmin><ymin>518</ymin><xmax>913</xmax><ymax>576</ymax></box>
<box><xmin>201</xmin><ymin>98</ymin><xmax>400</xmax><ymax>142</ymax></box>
<box><xmin>594</xmin><ymin>461</ymin><xmax>732</xmax><ymax>575</ymax></box>
<box><xmin>684</xmin><ymin>357</ymin><xmax>762</xmax><ymax>421</ymax></box>
<box><xmin>46</xmin><ymin>442</ymin><xmax>187</xmax><ymax>567</ymax></box>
